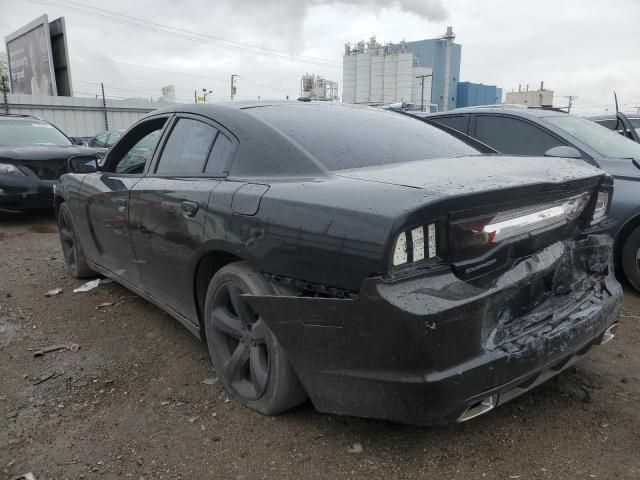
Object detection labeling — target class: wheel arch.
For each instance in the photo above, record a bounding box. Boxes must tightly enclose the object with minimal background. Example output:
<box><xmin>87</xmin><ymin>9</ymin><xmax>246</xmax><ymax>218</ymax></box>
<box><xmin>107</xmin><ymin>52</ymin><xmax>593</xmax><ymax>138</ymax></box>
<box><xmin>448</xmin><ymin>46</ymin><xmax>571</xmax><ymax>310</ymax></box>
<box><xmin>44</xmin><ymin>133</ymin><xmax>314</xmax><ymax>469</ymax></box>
<box><xmin>613</xmin><ymin>212</ymin><xmax>640</xmax><ymax>279</ymax></box>
<box><xmin>193</xmin><ymin>248</ymin><xmax>244</xmax><ymax>338</ymax></box>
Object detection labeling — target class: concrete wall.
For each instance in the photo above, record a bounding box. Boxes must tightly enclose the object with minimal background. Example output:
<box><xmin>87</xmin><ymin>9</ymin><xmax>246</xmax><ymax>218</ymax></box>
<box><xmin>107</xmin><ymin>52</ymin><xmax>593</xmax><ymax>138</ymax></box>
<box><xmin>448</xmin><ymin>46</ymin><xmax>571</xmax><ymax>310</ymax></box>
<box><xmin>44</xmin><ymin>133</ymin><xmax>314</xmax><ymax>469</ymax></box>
<box><xmin>2</xmin><ymin>93</ymin><xmax>174</xmax><ymax>136</ymax></box>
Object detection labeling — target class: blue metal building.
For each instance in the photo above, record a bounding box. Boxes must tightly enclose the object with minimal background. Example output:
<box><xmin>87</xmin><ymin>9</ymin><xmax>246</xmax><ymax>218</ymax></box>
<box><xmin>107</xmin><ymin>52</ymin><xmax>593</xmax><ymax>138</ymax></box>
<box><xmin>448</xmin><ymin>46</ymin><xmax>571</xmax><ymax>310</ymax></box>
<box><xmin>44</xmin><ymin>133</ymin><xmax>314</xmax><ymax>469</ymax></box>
<box><xmin>390</xmin><ymin>31</ymin><xmax>461</xmax><ymax>111</ymax></box>
<box><xmin>456</xmin><ymin>82</ymin><xmax>503</xmax><ymax>107</ymax></box>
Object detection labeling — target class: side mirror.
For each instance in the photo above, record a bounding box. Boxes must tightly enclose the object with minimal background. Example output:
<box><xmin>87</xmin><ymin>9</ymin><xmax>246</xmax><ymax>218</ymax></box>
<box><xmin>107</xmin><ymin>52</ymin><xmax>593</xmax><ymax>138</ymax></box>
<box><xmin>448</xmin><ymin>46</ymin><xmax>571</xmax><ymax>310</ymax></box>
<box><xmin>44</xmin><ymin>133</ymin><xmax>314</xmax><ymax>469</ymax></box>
<box><xmin>68</xmin><ymin>155</ymin><xmax>99</xmax><ymax>174</ymax></box>
<box><xmin>544</xmin><ymin>146</ymin><xmax>582</xmax><ymax>159</ymax></box>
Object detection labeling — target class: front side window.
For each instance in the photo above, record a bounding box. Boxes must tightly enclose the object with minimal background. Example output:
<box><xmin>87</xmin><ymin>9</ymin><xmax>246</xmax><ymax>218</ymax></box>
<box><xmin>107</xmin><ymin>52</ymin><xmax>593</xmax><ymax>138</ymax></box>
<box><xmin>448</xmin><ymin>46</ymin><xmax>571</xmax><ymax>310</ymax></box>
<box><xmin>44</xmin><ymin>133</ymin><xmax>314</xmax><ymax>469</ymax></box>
<box><xmin>474</xmin><ymin>115</ymin><xmax>563</xmax><ymax>155</ymax></box>
<box><xmin>155</xmin><ymin>118</ymin><xmax>218</xmax><ymax>175</ymax></box>
<box><xmin>0</xmin><ymin>120</ymin><xmax>71</xmax><ymax>147</ymax></box>
<box><xmin>546</xmin><ymin>115</ymin><xmax>640</xmax><ymax>159</ymax></box>
<box><xmin>104</xmin><ymin>118</ymin><xmax>167</xmax><ymax>174</ymax></box>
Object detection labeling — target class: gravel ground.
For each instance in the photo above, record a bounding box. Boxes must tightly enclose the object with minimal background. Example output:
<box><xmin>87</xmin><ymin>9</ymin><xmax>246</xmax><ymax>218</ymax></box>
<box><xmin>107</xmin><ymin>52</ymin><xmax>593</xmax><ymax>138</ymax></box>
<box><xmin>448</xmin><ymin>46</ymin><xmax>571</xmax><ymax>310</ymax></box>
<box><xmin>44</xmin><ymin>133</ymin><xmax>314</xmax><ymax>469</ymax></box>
<box><xmin>1</xmin><ymin>212</ymin><xmax>640</xmax><ymax>480</ymax></box>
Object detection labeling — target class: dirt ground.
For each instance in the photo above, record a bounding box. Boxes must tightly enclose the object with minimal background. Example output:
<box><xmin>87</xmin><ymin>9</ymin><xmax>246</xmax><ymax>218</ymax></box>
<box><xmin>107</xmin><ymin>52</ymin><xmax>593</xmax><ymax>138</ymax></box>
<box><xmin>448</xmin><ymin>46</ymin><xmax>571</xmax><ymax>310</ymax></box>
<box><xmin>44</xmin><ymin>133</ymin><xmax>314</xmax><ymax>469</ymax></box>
<box><xmin>1</xmin><ymin>212</ymin><xmax>639</xmax><ymax>480</ymax></box>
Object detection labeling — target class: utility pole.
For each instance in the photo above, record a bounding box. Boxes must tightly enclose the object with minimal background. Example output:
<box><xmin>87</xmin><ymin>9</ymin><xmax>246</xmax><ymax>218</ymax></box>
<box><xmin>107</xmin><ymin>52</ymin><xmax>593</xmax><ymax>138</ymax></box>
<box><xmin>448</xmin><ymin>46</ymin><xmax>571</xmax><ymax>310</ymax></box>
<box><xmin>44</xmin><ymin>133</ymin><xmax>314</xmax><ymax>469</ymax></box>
<box><xmin>415</xmin><ymin>74</ymin><xmax>433</xmax><ymax>112</ymax></box>
<box><xmin>202</xmin><ymin>88</ymin><xmax>212</xmax><ymax>103</ymax></box>
<box><xmin>101</xmin><ymin>82</ymin><xmax>109</xmax><ymax>130</ymax></box>
<box><xmin>194</xmin><ymin>90</ymin><xmax>197</xmax><ymax>103</ymax></box>
<box><xmin>635</xmin><ymin>106</ymin><xmax>640</xmax><ymax>115</ymax></box>
<box><xmin>561</xmin><ymin>95</ymin><xmax>577</xmax><ymax>113</ymax></box>
<box><xmin>230</xmin><ymin>74</ymin><xmax>238</xmax><ymax>100</ymax></box>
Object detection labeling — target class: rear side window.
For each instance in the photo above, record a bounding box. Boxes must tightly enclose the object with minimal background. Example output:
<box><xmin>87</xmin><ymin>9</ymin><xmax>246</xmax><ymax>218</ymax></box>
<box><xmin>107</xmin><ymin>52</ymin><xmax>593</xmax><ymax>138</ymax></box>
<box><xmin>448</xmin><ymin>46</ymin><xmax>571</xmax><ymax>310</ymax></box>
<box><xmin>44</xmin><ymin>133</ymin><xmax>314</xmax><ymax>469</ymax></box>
<box><xmin>205</xmin><ymin>133</ymin><xmax>236</xmax><ymax>176</ymax></box>
<box><xmin>247</xmin><ymin>105</ymin><xmax>477</xmax><ymax>171</ymax></box>
<box><xmin>432</xmin><ymin>115</ymin><xmax>469</xmax><ymax>134</ymax></box>
<box><xmin>156</xmin><ymin>118</ymin><xmax>218</xmax><ymax>175</ymax></box>
<box><xmin>474</xmin><ymin>115</ymin><xmax>563</xmax><ymax>155</ymax></box>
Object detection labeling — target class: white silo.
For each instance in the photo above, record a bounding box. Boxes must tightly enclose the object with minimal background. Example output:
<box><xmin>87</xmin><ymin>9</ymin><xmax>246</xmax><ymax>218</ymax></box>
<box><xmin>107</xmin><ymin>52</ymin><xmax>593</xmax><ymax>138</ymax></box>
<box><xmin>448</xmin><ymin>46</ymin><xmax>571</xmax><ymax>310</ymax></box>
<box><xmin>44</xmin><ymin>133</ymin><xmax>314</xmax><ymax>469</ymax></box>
<box><xmin>369</xmin><ymin>47</ymin><xmax>385</xmax><ymax>104</ymax></box>
<box><xmin>342</xmin><ymin>44</ymin><xmax>357</xmax><ymax>103</ymax></box>
<box><xmin>383</xmin><ymin>52</ymin><xmax>397</xmax><ymax>103</ymax></box>
<box><xmin>355</xmin><ymin>51</ymin><xmax>371</xmax><ymax>103</ymax></box>
<box><xmin>395</xmin><ymin>52</ymin><xmax>413</xmax><ymax>102</ymax></box>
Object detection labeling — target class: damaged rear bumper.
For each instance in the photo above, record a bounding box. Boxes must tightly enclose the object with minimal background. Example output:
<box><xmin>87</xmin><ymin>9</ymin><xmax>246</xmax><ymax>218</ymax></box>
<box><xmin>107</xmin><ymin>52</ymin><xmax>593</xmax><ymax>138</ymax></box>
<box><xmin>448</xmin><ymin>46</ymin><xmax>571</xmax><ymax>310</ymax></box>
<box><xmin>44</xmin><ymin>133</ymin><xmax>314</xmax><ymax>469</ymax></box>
<box><xmin>245</xmin><ymin>234</ymin><xmax>622</xmax><ymax>425</ymax></box>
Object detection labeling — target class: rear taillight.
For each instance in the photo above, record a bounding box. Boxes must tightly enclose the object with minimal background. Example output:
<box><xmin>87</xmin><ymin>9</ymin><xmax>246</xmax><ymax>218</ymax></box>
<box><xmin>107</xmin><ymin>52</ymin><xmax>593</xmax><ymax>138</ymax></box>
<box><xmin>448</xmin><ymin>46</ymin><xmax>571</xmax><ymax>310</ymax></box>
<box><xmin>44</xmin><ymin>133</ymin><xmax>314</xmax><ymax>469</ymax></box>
<box><xmin>450</xmin><ymin>193</ymin><xmax>591</xmax><ymax>258</ymax></box>
<box><xmin>392</xmin><ymin>223</ymin><xmax>437</xmax><ymax>267</ymax></box>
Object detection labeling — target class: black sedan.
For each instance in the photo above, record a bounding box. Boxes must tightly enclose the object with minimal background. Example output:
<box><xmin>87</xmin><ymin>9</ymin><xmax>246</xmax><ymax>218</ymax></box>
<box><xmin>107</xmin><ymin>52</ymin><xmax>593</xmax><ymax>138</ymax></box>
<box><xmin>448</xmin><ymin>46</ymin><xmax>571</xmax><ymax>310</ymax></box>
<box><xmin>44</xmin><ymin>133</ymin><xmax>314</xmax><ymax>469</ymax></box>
<box><xmin>0</xmin><ymin>114</ymin><xmax>104</xmax><ymax>212</ymax></box>
<box><xmin>54</xmin><ymin>102</ymin><xmax>621</xmax><ymax>424</ymax></box>
<box><xmin>417</xmin><ymin>106</ymin><xmax>640</xmax><ymax>292</ymax></box>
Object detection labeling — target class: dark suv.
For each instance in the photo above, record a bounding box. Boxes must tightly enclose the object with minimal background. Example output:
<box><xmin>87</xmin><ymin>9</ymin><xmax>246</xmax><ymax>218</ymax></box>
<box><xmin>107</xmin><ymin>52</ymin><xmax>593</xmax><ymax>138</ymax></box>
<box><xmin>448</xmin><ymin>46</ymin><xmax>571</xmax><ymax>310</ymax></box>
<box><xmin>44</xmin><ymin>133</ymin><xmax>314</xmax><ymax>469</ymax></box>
<box><xmin>417</xmin><ymin>106</ymin><xmax>640</xmax><ymax>291</ymax></box>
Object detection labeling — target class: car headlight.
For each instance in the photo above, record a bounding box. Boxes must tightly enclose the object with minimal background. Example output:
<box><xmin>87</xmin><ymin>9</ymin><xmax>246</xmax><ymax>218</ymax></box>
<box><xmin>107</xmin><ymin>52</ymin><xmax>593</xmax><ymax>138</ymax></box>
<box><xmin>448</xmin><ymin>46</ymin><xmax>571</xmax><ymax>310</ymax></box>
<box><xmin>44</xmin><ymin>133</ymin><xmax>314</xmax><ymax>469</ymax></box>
<box><xmin>0</xmin><ymin>162</ymin><xmax>25</xmax><ymax>176</ymax></box>
<box><xmin>392</xmin><ymin>223</ymin><xmax>437</xmax><ymax>266</ymax></box>
<box><xmin>592</xmin><ymin>191</ymin><xmax>609</xmax><ymax>223</ymax></box>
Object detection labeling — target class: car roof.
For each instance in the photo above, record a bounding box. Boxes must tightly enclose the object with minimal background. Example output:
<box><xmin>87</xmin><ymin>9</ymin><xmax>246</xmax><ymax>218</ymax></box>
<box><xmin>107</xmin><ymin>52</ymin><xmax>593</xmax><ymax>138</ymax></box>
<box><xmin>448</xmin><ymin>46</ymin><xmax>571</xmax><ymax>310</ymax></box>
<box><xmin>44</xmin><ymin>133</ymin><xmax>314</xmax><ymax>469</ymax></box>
<box><xmin>426</xmin><ymin>105</ymin><xmax>566</xmax><ymax>119</ymax></box>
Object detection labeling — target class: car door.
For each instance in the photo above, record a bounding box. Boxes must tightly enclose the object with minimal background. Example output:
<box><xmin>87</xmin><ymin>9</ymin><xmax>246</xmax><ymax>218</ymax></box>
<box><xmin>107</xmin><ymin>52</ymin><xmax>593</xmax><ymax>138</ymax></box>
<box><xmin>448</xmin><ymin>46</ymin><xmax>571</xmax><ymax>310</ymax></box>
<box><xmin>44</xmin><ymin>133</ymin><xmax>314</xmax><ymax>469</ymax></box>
<box><xmin>77</xmin><ymin>116</ymin><xmax>170</xmax><ymax>285</ymax></box>
<box><xmin>129</xmin><ymin>114</ymin><xmax>238</xmax><ymax>321</ymax></box>
<box><xmin>470</xmin><ymin>114</ymin><xmax>565</xmax><ymax>155</ymax></box>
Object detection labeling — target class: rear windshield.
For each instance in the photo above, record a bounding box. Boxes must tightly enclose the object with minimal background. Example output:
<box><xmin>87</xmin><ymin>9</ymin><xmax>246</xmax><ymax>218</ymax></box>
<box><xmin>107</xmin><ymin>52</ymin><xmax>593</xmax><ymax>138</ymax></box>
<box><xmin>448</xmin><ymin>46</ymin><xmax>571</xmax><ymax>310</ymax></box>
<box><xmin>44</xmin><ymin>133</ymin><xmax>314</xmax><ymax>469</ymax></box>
<box><xmin>0</xmin><ymin>119</ymin><xmax>71</xmax><ymax>147</ymax></box>
<box><xmin>247</xmin><ymin>104</ymin><xmax>478</xmax><ymax>170</ymax></box>
<box><xmin>546</xmin><ymin>115</ymin><xmax>640</xmax><ymax>159</ymax></box>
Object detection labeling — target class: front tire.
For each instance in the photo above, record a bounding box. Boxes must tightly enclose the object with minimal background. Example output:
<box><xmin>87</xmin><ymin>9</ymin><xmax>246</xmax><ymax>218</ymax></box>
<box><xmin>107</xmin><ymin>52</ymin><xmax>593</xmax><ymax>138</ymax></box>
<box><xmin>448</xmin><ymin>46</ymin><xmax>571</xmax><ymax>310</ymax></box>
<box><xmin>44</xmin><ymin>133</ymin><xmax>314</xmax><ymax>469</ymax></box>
<box><xmin>621</xmin><ymin>226</ymin><xmax>640</xmax><ymax>292</ymax></box>
<box><xmin>57</xmin><ymin>202</ymin><xmax>95</xmax><ymax>279</ymax></box>
<box><xmin>204</xmin><ymin>262</ymin><xmax>307</xmax><ymax>415</ymax></box>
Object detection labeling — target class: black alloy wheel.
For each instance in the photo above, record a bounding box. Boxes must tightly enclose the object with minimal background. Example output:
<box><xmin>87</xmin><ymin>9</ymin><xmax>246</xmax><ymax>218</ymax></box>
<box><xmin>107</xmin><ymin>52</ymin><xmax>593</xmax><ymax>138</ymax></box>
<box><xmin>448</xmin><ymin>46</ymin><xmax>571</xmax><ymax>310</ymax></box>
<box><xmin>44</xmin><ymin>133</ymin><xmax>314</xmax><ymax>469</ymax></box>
<box><xmin>203</xmin><ymin>262</ymin><xmax>307</xmax><ymax>415</ymax></box>
<box><xmin>57</xmin><ymin>203</ymin><xmax>95</xmax><ymax>278</ymax></box>
<box><xmin>209</xmin><ymin>281</ymin><xmax>270</xmax><ymax>400</ymax></box>
<box><xmin>58</xmin><ymin>206</ymin><xmax>78</xmax><ymax>272</ymax></box>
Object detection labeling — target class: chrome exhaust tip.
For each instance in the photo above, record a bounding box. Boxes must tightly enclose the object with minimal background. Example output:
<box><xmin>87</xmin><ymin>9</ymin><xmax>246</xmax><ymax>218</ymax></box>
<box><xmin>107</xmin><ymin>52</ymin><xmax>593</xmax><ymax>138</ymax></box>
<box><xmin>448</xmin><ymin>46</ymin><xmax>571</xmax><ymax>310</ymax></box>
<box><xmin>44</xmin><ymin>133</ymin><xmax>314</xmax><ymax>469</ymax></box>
<box><xmin>457</xmin><ymin>395</ymin><xmax>496</xmax><ymax>422</ymax></box>
<box><xmin>600</xmin><ymin>323</ymin><xmax>618</xmax><ymax>345</ymax></box>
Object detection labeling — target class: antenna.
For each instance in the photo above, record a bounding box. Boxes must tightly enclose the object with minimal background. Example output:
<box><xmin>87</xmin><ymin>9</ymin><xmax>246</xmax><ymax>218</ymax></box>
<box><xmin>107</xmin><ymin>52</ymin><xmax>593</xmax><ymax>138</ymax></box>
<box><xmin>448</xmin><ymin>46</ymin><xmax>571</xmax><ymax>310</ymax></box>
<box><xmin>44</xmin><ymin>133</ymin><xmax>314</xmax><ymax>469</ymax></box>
<box><xmin>614</xmin><ymin>91</ymin><xmax>619</xmax><ymax>114</ymax></box>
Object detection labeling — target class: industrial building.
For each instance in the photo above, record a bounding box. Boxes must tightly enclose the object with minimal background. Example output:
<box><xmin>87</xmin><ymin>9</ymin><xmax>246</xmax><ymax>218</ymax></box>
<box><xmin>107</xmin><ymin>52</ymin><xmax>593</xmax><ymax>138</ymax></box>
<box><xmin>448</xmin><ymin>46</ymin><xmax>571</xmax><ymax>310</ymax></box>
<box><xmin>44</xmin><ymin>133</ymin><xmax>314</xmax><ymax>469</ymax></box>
<box><xmin>342</xmin><ymin>37</ymin><xmax>432</xmax><ymax>109</ymax></box>
<box><xmin>457</xmin><ymin>82</ymin><xmax>503</xmax><ymax>107</ymax></box>
<box><xmin>300</xmin><ymin>73</ymin><xmax>338</xmax><ymax>101</ymax></box>
<box><xmin>506</xmin><ymin>83</ymin><xmax>554</xmax><ymax>107</ymax></box>
<box><xmin>388</xmin><ymin>27</ymin><xmax>460</xmax><ymax>111</ymax></box>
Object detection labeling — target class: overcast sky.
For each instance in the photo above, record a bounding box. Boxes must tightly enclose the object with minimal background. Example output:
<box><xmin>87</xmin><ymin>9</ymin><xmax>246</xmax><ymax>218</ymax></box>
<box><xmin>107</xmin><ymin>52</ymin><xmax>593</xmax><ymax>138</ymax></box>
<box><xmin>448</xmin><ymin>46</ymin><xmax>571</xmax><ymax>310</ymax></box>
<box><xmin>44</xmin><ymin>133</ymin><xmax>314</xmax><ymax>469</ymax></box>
<box><xmin>1</xmin><ymin>0</ymin><xmax>639</xmax><ymax>114</ymax></box>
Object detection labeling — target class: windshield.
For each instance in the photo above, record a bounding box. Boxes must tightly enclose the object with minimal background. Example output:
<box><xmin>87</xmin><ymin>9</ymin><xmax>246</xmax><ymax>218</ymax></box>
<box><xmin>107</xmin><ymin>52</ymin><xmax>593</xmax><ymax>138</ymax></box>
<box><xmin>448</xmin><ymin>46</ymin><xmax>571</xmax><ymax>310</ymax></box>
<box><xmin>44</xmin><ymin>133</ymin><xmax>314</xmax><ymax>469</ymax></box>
<box><xmin>0</xmin><ymin>120</ymin><xmax>72</xmax><ymax>147</ymax></box>
<box><xmin>546</xmin><ymin>115</ymin><xmax>640</xmax><ymax>159</ymax></box>
<box><xmin>247</xmin><ymin>104</ymin><xmax>478</xmax><ymax>171</ymax></box>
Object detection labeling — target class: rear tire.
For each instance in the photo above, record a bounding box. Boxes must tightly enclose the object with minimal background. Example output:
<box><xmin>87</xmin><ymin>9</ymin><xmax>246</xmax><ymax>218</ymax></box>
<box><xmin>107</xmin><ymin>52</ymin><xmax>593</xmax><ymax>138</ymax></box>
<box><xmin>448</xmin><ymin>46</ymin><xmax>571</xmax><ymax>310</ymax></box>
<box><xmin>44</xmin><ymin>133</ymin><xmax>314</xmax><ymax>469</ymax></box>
<box><xmin>204</xmin><ymin>261</ymin><xmax>307</xmax><ymax>415</ymax></box>
<box><xmin>621</xmin><ymin>226</ymin><xmax>640</xmax><ymax>292</ymax></box>
<box><xmin>57</xmin><ymin>202</ymin><xmax>95</xmax><ymax>279</ymax></box>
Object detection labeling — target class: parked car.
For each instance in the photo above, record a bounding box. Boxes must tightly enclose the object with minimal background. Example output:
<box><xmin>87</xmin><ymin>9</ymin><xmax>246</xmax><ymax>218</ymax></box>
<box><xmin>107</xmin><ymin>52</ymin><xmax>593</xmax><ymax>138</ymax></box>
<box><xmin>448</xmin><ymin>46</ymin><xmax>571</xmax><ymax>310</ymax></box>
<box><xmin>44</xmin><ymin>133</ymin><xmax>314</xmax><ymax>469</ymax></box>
<box><xmin>418</xmin><ymin>106</ymin><xmax>640</xmax><ymax>291</ymax></box>
<box><xmin>0</xmin><ymin>114</ymin><xmax>105</xmax><ymax>212</ymax></box>
<box><xmin>54</xmin><ymin>102</ymin><xmax>620</xmax><ymax>425</ymax></box>
<box><xmin>589</xmin><ymin>112</ymin><xmax>640</xmax><ymax>143</ymax></box>
<box><xmin>85</xmin><ymin>129</ymin><xmax>125</xmax><ymax>149</ymax></box>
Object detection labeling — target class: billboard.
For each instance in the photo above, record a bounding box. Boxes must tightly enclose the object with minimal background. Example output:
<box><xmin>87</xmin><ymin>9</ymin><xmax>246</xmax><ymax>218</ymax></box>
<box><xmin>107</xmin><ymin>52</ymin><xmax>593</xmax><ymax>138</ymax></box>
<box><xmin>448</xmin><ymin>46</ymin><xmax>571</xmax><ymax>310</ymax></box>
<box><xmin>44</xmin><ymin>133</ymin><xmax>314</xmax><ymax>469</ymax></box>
<box><xmin>4</xmin><ymin>15</ymin><xmax>73</xmax><ymax>96</ymax></box>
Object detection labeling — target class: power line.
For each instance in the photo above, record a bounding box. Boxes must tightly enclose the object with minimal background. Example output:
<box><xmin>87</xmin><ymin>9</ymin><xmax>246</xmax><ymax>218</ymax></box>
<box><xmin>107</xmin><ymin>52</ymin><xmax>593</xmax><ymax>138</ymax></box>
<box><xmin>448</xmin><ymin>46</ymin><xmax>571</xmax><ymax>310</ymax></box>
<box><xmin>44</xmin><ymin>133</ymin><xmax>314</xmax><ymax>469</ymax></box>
<box><xmin>28</xmin><ymin>0</ymin><xmax>340</xmax><ymax>67</ymax></box>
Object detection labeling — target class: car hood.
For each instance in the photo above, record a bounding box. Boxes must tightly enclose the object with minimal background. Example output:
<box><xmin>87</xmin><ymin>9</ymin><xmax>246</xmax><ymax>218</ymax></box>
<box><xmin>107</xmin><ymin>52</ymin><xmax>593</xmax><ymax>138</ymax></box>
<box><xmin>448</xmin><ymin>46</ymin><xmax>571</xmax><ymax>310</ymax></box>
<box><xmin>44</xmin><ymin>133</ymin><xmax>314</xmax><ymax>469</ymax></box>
<box><xmin>0</xmin><ymin>145</ymin><xmax>104</xmax><ymax>163</ymax></box>
<box><xmin>337</xmin><ymin>154</ymin><xmax>605</xmax><ymax>194</ymax></box>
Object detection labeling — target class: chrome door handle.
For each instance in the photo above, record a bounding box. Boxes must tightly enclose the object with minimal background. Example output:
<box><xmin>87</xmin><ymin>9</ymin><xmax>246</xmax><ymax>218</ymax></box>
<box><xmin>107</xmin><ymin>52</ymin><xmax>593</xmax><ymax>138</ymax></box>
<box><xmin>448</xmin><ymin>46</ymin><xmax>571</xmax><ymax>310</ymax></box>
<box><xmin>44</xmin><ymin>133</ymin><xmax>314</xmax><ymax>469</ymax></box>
<box><xmin>182</xmin><ymin>201</ymin><xmax>199</xmax><ymax>217</ymax></box>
